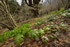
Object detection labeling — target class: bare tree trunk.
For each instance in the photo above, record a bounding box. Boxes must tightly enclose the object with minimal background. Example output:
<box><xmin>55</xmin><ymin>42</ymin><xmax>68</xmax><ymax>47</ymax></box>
<box><xmin>25</xmin><ymin>0</ymin><xmax>40</xmax><ymax>17</ymax></box>
<box><xmin>32</xmin><ymin>5</ymin><xmax>39</xmax><ymax>17</ymax></box>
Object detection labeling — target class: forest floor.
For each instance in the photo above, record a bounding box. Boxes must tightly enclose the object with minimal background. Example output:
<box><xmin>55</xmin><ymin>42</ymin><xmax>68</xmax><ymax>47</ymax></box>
<box><xmin>0</xmin><ymin>10</ymin><xmax>70</xmax><ymax>47</ymax></box>
<box><xmin>21</xmin><ymin>14</ymin><xmax>70</xmax><ymax>47</ymax></box>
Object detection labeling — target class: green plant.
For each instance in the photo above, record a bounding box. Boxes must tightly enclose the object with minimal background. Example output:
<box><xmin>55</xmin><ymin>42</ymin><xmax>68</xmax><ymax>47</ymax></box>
<box><xmin>52</xmin><ymin>35</ymin><xmax>57</xmax><ymax>39</ymax></box>
<box><xmin>29</xmin><ymin>29</ymin><xmax>39</xmax><ymax>39</ymax></box>
<box><xmin>14</xmin><ymin>34</ymin><xmax>24</xmax><ymax>45</ymax></box>
<box><xmin>48</xmin><ymin>8</ymin><xmax>65</xmax><ymax>15</ymax></box>
<box><xmin>44</xmin><ymin>27</ymin><xmax>51</xmax><ymax>31</ymax></box>
<box><xmin>48</xmin><ymin>16</ymin><xmax>56</xmax><ymax>21</ymax></box>
<box><xmin>51</xmin><ymin>29</ymin><xmax>58</xmax><ymax>33</ymax></box>
<box><xmin>44</xmin><ymin>24</ymin><xmax>59</xmax><ymax>33</ymax></box>
<box><xmin>48</xmin><ymin>35</ymin><xmax>57</xmax><ymax>39</ymax></box>
<box><xmin>58</xmin><ymin>23</ymin><xmax>67</xmax><ymax>27</ymax></box>
<box><xmin>34</xmin><ymin>19</ymin><xmax>47</xmax><ymax>25</ymax></box>
<box><xmin>29</xmin><ymin>29</ymin><xmax>45</xmax><ymax>39</ymax></box>
<box><xmin>68</xmin><ymin>9</ymin><xmax>70</xmax><ymax>13</ymax></box>
<box><xmin>0</xmin><ymin>24</ymin><xmax>31</xmax><ymax>45</ymax></box>
<box><xmin>0</xmin><ymin>23</ymin><xmax>46</xmax><ymax>45</ymax></box>
<box><xmin>48</xmin><ymin>10</ymin><xmax>57</xmax><ymax>15</ymax></box>
<box><xmin>0</xmin><ymin>35</ymin><xmax>4</xmax><ymax>42</ymax></box>
<box><xmin>34</xmin><ymin>22</ymin><xmax>42</xmax><ymax>25</ymax></box>
<box><xmin>58</xmin><ymin>23</ymin><xmax>68</xmax><ymax>30</ymax></box>
<box><xmin>44</xmin><ymin>25</ymin><xmax>55</xmax><ymax>31</ymax></box>
<box><xmin>39</xmin><ymin>29</ymin><xmax>45</xmax><ymax>36</ymax></box>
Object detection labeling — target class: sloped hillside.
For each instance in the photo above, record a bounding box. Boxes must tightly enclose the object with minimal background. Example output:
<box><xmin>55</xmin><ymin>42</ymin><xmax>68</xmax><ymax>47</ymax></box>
<box><xmin>0</xmin><ymin>8</ymin><xmax>70</xmax><ymax>47</ymax></box>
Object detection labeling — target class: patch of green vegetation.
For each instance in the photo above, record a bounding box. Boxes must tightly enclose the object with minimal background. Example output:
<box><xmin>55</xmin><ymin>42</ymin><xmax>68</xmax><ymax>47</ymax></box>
<box><xmin>62</xmin><ymin>13</ymin><xmax>70</xmax><ymax>18</ymax></box>
<box><xmin>48</xmin><ymin>8</ymin><xmax>64</xmax><ymax>15</ymax></box>
<box><xmin>0</xmin><ymin>8</ymin><xmax>69</xmax><ymax>45</ymax></box>
<box><xmin>0</xmin><ymin>23</ymin><xmax>45</xmax><ymax>45</ymax></box>
<box><xmin>29</xmin><ymin>29</ymin><xmax>45</xmax><ymax>39</ymax></box>
<box><xmin>48</xmin><ymin>10</ymin><xmax>57</xmax><ymax>15</ymax></box>
<box><xmin>44</xmin><ymin>24</ymin><xmax>59</xmax><ymax>33</ymax></box>
<box><xmin>58</xmin><ymin>23</ymin><xmax>68</xmax><ymax>30</ymax></box>
<box><xmin>14</xmin><ymin>34</ymin><xmax>24</xmax><ymax>45</ymax></box>
<box><xmin>68</xmin><ymin>9</ymin><xmax>70</xmax><ymax>13</ymax></box>
<box><xmin>58</xmin><ymin>23</ymin><xmax>67</xmax><ymax>27</ymax></box>
<box><xmin>61</xmin><ymin>8</ymin><xmax>70</xmax><ymax>18</ymax></box>
<box><xmin>48</xmin><ymin>16</ymin><xmax>56</xmax><ymax>21</ymax></box>
<box><xmin>0</xmin><ymin>24</ymin><xmax>31</xmax><ymax>44</ymax></box>
<box><xmin>34</xmin><ymin>19</ymin><xmax>47</xmax><ymax>25</ymax></box>
<box><xmin>48</xmin><ymin>35</ymin><xmax>57</xmax><ymax>39</ymax></box>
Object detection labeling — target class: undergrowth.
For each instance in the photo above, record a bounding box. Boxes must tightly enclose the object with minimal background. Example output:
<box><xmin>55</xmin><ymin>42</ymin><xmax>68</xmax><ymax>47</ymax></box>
<box><xmin>0</xmin><ymin>23</ymin><xmax>45</xmax><ymax>45</ymax></box>
<box><xmin>48</xmin><ymin>8</ymin><xmax>65</xmax><ymax>15</ymax></box>
<box><xmin>0</xmin><ymin>8</ymin><xmax>69</xmax><ymax>45</ymax></box>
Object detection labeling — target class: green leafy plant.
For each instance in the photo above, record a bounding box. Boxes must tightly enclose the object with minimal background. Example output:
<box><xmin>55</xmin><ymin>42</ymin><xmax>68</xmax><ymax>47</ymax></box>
<box><xmin>48</xmin><ymin>16</ymin><xmax>56</xmax><ymax>21</ymax></box>
<box><xmin>48</xmin><ymin>35</ymin><xmax>57</xmax><ymax>39</ymax></box>
<box><xmin>0</xmin><ymin>23</ymin><xmax>46</xmax><ymax>45</ymax></box>
<box><xmin>29</xmin><ymin>29</ymin><xmax>45</xmax><ymax>39</ymax></box>
<box><xmin>44</xmin><ymin>25</ymin><xmax>55</xmax><ymax>31</ymax></box>
<box><xmin>0</xmin><ymin>24</ymin><xmax>31</xmax><ymax>45</ymax></box>
<box><xmin>39</xmin><ymin>29</ymin><xmax>45</xmax><ymax>36</ymax></box>
<box><xmin>58</xmin><ymin>23</ymin><xmax>68</xmax><ymax>30</ymax></box>
<box><xmin>29</xmin><ymin>29</ymin><xmax>39</xmax><ymax>39</ymax></box>
<box><xmin>14</xmin><ymin>34</ymin><xmax>24</xmax><ymax>45</ymax></box>
<box><xmin>44</xmin><ymin>24</ymin><xmax>59</xmax><ymax>33</ymax></box>
<box><xmin>48</xmin><ymin>8</ymin><xmax>64</xmax><ymax>15</ymax></box>
<box><xmin>44</xmin><ymin>27</ymin><xmax>51</xmax><ymax>31</ymax></box>
<box><xmin>34</xmin><ymin>19</ymin><xmax>47</xmax><ymax>25</ymax></box>
<box><xmin>58</xmin><ymin>23</ymin><xmax>67</xmax><ymax>27</ymax></box>
<box><xmin>68</xmin><ymin>9</ymin><xmax>70</xmax><ymax>13</ymax></box>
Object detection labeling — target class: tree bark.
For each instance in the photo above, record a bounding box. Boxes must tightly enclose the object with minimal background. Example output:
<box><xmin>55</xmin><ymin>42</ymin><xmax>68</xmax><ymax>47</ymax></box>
<box><xmin>25</xmin><ymin>0</ymin><xmax>40</xmax><ymax>17</ymax></box>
